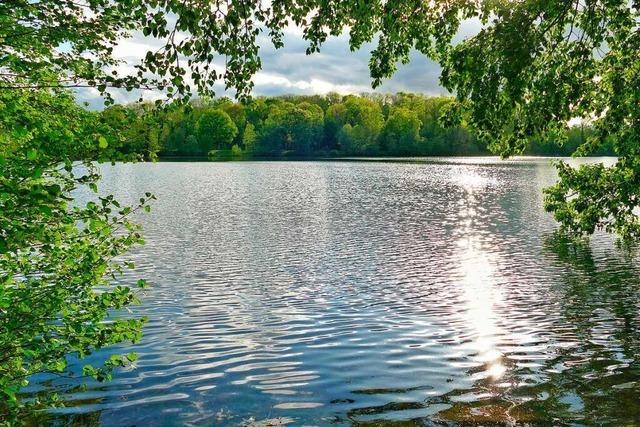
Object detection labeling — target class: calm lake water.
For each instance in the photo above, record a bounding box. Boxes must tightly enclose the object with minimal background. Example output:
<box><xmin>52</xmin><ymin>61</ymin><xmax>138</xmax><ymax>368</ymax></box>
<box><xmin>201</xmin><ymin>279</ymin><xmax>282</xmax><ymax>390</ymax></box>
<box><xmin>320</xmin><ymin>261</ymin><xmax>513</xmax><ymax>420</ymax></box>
<box><xmin>32</xmin><ymin>158</ymin><xmax>640</xmax><ymax>426</ymax></box>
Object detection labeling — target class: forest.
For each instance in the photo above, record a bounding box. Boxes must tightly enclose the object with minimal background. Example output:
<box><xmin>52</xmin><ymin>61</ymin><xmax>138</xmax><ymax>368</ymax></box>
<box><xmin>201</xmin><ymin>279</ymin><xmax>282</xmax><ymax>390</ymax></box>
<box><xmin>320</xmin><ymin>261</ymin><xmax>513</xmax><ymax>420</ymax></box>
<box><xmin>102</xmin><ymin>93</ymin><xmax>609</xmax><ymax>160</ymax></box>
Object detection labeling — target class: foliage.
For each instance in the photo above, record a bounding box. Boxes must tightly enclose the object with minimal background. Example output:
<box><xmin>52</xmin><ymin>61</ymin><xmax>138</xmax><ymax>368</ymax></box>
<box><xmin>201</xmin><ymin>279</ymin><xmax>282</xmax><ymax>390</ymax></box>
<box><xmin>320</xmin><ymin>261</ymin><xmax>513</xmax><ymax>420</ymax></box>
<box><xmin>324</xmin><ymin>103</ymin><xmax>348</xmax><ymax>149</ymax></box>
<box><xmin>196</xmin><ymin>109</ymin><xmax>238</xmax><ymax>154</ymax></box>
<box><xmin>231</xmin><ymin>144</ymin><xmax>244</xmax><ymax>158</ymax></box>
<box><xmin>10</xmin><ymin>0</ymin><xmax>630</xmax><ymax>234</ymax></box>
<box><xmin>242</xmin><ymin>123</ymin><xmax>257</xmax><ymax>154</ymax></box>
<box><xmin>223</xmin><ymin>103</ymin><xmax>248</xmax><ymax>145</ymax></box>
<box><xmin>544</xmin><ymin>158</ymin><xmax>640</xmax><ymax>238</ymax></box>
<box><xmin>116</xmin><ymin>93</ymin><xmax>600</xmax><ymax>159</ymax></box>
<box><xmin>257</xmin><ymin>102</ymin><xmax>324</xmax><ymax>156</ymax></box>
<box><xmin>322</xmin><ymin>0</ymin><xmax>637</xmax><ymax>238</ymax></box>
<box><xmin>101</xmin><ymin>104</ymin><xmax>162</xmax><ymax>159</ymax></box>
<box><xmin>0</xmin><ymin>89</ymin><xmax>151</xmax><ymax>421</ymax></box>
<box><xmin>380</xmin><ymin>108</ymin><xmax>422</xmax><ymax>155</ymax></box>
<box><xmin>337</xmin><ymin>96</ymin><xmax>385</xmax><ymax>155</ymax></box>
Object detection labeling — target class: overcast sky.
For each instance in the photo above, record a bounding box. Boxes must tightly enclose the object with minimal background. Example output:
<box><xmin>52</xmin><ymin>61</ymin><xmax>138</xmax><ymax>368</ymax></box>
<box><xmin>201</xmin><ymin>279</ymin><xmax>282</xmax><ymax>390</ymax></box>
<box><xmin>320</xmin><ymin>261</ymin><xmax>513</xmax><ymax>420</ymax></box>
<box><xmin>77</xmin><ymin>22</ymin><xmax>481</xmax><ymax>109</ymax></box>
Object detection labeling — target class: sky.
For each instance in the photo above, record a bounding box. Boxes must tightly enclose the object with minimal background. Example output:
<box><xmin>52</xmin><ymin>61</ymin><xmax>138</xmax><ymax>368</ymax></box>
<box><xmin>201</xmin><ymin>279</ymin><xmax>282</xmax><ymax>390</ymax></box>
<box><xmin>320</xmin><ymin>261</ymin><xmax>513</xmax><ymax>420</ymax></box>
<box><xmin>77</xmin><ymin>22</ymin><xmax>481</xmax><ymax>109</ymax></box>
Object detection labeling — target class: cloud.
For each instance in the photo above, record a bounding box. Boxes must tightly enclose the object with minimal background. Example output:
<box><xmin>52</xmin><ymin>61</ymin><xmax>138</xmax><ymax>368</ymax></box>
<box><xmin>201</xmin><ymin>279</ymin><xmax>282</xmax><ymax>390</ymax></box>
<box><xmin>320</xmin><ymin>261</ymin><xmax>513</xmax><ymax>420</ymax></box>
<box><xmin>251</xmin><ymin>33</ymin><xmax>444</xmax><ymax>97</ymax></box>
<box><xmin>252</xmin><ymin>72</ymin><xmax>370</xmax><ymax>95</ymax></box>
<box><xmin>79</xmin><ymin>21</ymin><xmax>481</xmax><ymax>108</ymax></box>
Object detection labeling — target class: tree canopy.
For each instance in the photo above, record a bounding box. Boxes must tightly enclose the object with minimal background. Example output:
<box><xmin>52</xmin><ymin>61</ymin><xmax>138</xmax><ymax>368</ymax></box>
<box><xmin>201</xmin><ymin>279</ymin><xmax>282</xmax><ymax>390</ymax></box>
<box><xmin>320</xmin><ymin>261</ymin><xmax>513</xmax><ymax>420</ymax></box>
<box><xmin>380</xmin><ymin>108</ymin><xmax>423</xmax><ymax>155</ymax></box>
<box><xmin>101</xmin><ymin>93</ymin><xmax>604</xmax><ymax>160</ymax></box>
<box><xmin>4</xmin><ymin>0</ymin><xmax>637</xmax><ymax>235</ymax></box>
<box><xmin>196</xmin><ymin>109</ymin><xmax>238</xmax><ymax>154</ymax></box>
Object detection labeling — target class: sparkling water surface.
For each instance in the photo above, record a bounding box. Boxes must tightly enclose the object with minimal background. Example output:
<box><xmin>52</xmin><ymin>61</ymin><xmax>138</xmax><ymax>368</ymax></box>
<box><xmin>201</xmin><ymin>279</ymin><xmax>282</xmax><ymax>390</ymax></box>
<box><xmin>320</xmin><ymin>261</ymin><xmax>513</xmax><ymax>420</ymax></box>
<box><xmin>33</xmin><ymin>158</ymin><xmax>640</xmax><ymax>426</ymax></box>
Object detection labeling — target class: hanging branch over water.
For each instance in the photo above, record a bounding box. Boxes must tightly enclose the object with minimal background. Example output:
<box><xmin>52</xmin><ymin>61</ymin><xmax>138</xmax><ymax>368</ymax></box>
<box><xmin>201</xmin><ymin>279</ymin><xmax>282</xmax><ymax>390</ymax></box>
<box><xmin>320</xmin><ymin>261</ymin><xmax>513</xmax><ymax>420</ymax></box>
<box><xmin>3</xmin><ymin>0</ymin><xmax>638</xmax><ymax>235</ymax></box>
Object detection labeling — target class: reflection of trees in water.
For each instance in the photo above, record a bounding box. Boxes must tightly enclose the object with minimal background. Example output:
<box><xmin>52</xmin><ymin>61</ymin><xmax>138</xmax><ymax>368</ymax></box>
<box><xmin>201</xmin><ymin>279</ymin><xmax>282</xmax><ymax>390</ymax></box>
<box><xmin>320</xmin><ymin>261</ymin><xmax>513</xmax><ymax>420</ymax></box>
<box><xmin>44</xmin><ymin>412</ymin><xmax>102</xmax><ymax>427</ymax></box>
<box><xmin>335</xmin><ymin>165</ymin><xmax>640</xmax><ymax>426</ymax></box>
<box><xmin>411</xmin><ymin>235</ymin><xmax>640</xmax><ymax>426</ymax></box>
<box><xmin>519</xmin><ymin>234</ymin><xmax>640</xmax><ymax>425</ymax></box>
<box><xmin>23</xmin><ymin>405</ymin><xmax>102</xmax><ymax>427</ymax></box>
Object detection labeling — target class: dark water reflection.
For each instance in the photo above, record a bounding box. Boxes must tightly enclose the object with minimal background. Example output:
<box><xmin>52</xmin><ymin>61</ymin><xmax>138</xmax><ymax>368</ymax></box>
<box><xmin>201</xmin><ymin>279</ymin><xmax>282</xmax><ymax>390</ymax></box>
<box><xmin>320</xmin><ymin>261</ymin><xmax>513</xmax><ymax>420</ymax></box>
<box><xmin>29</xmin><ymin>158</ymin><xmax>640</xmax><ymax>426</ymax></box>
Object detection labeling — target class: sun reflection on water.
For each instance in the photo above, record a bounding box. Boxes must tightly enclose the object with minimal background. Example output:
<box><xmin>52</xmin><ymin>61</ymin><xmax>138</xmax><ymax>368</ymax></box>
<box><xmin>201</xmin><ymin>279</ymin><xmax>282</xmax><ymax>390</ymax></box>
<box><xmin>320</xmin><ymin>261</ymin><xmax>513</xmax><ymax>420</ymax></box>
<box><xmin>454</xmin><ymin>167</ymin><xmax>506</xmax><ymax>382</ymax></box>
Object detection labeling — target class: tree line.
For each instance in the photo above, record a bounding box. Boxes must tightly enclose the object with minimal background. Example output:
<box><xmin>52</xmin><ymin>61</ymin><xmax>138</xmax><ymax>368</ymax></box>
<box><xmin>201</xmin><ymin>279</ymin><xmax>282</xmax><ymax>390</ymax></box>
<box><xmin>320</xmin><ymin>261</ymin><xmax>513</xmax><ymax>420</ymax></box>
<box><xmin>102</xmin><ymin>93</ymin><xmax>612</xmax><ymax>160</ymax></box>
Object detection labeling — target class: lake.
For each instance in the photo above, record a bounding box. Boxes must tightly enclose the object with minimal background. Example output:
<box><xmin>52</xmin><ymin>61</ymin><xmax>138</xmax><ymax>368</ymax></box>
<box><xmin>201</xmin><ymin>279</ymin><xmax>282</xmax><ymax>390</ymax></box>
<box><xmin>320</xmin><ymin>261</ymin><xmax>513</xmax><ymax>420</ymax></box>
<box><xmin>33</xmin><ymin>158</ymin><xmax>640</xmax><ymax>426</ymax></box>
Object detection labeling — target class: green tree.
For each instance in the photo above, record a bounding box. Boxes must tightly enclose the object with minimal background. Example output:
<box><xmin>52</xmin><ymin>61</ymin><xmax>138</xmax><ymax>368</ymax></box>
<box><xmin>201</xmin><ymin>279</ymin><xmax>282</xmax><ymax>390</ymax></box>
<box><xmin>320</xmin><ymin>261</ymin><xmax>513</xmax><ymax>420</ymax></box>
<box><xmin>101</xmin><ymin>103</ymin><xmax>164</xmax><ymax>159</ymax></box>
<box><xmin>230</xmin><ymin>144</ymin><xmax>244</xmax><ymax>158</ymax></box>
<box><xmin>242</xmin><ymin>123</ymin><xmax>258</xmax><ymax>154</ymax></box>
<box><xmin>156</xmin><ymin>106</ymin><xmax>193</xmax><ymax>156</ymax></box>
<box><xmin>222</xmin><ymin>103</ymin><xmax>247</xmax><ymax>144</ymax></box>
<box><xmin>259</xmin><ymin>102</ymin><xmax>324</xmax><ymax>156</ymax></box>
<box><xmin>380</xmin><ymin>108</ymin><xmax>422</xmax><ymax>155</ymax></box>
<box><xmin>0</xmin><ymin>89</ymin><xmax>152</xmax><ymax>420</ymax></box>
<box><xmin>196</xmin><ymin>110</ymin><xmax>238</xmax><ymax>154</ymax></box>
<box><xmin>183</xmin><ymin>135</ymin><xmax>200</xmax><ymax>155</ymax></box>
<box><xmin>337</xmin><ymin>123</ymin><xmax>355</xmax><ymax>155</ymax></box>
<box><xmin>338</xmin><ymin>96</ymin><xmax>384</xmax><ymax>155</ymax></box>
<box><xmin>296</xmin><ymin>102</ymin><xmax>325</xmax><ymax>154</ymax></box>
<box><xmin>325</xmin><ymin>103</ymin><xmax>347</xmax><ymax>149</ymax></box>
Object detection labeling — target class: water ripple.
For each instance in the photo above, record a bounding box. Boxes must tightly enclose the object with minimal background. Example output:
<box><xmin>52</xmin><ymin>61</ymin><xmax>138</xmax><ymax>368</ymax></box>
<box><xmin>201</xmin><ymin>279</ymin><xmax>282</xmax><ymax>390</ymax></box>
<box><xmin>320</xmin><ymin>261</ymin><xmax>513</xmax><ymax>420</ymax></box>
<box><xmin>30</xmin><ymin>158</ymin><xmax>640</xmax><ymax>426</ymax></box>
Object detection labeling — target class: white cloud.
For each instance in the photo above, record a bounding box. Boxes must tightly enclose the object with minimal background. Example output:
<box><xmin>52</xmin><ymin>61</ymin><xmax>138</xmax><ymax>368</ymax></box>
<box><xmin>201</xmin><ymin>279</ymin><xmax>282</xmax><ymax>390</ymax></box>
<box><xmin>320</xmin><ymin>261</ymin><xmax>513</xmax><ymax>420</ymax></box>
<box><xmin>252</xmin><ymin>72</ymin><xmax>369</xmax><ymax>95</ymax></box>
<box><xmin>79</xmin><ymin>21</ymin><xmax>484</xmax><ymax>108</ymax></box>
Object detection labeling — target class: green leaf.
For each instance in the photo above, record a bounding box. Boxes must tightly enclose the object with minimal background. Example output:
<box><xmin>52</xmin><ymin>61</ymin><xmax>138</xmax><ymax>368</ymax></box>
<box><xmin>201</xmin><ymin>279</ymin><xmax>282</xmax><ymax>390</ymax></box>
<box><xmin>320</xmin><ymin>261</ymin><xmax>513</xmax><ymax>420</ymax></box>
<box><xmin>26</xmin><ymin>149</ymin><xmax>38</xmax><ymax>160</ymax></box>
